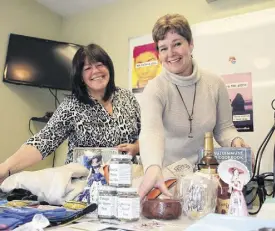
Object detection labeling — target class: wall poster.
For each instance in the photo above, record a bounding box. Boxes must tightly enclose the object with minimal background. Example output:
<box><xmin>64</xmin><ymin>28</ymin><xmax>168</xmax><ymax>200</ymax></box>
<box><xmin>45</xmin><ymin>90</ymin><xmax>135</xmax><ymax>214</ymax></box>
<box><xmin>222</xmin><ymin>72</ymin><xmax>254</xmax><ymax>132</ymax></box>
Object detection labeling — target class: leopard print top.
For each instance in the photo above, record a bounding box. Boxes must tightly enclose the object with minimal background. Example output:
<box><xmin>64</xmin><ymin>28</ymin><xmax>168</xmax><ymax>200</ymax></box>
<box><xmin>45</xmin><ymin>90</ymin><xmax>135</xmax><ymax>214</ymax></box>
<box><xmin>26</xmin><ymin>88</ymin><xmax>141</xmax><ymax>164</ymax></box>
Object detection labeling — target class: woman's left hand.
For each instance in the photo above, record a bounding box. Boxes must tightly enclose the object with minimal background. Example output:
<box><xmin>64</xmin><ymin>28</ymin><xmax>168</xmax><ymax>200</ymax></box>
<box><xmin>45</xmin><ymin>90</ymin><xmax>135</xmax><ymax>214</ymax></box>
<box><xmin>231</xmin><ymin>137</ymin><xmax>255</xmax><ymax>171</ymax></box>
<box><xmin>231</xmin><ymin>137</ymin><xmax>248</xmax><ymax>148</ymax></box>
<box><xmin>117</xmin><ymin>143</ymin><xmax>138</xmax><ymax>156</ymax></box>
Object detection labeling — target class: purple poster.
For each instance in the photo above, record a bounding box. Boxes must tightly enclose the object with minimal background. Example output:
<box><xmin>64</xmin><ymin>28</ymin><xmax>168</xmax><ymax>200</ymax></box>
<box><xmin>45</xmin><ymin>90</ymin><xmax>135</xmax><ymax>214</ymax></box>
<box><xmin>222</xmin><ymin>72</ymin><xmax>254</xmax><ymax>132</ymax></box>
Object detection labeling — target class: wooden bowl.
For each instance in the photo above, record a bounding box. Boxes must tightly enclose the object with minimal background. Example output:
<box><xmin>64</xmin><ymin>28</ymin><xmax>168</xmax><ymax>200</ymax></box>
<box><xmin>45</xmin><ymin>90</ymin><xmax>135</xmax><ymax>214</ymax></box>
<box><xmin>142</xmin><ymin>199</ymin><xmax>182</xmax><ymax>220</ymax></box>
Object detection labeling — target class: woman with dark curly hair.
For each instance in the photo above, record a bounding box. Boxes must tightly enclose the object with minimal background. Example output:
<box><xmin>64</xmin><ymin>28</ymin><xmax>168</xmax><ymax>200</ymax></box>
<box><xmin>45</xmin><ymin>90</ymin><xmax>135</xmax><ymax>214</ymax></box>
<box><xmin>0</xmin><ymin>44</ymin><xmax>140</xmax><ymax>183</ymax></box>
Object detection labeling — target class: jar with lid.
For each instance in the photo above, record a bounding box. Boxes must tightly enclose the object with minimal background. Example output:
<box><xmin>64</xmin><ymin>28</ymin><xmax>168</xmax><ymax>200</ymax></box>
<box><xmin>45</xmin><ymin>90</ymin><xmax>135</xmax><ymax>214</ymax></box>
<box><xmin>98</xmin><ymin>186</ymin><xmax>117</xmax><ymax>219</ymax></box>
<box><xmin>109</xmin><ymin>154</ymin><xmax>132</xmax><ymax>187</ymax></box>
<box><xmin>117</xmin><ymin>188</ymin><xmax>140</xmax><ymax>221</ymax></box>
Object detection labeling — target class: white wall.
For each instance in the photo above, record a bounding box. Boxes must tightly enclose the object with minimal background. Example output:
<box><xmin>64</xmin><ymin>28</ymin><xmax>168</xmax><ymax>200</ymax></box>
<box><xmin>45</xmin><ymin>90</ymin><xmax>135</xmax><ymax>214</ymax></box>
<box><xmin>0</xmin><ymin>0</ymin><xmax>63</xmax><ymax>170</ymax></box>
<box><xmin>53</xmin><ymin>0</ymin><xmax>275</xmax><ymax>167</ymax></box>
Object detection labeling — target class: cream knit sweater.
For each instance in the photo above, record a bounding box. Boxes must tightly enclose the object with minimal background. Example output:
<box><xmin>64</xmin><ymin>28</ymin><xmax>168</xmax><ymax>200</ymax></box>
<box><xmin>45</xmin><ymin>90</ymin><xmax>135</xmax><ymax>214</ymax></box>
<box><xmin>139</xmin><ymin>61</ymin><xmax>239</xmax><ymax>172</ymax></box>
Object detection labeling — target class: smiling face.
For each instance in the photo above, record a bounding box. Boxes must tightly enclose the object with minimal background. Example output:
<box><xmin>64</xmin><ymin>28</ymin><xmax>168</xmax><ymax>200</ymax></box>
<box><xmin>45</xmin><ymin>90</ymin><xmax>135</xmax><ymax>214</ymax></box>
<box><xmin>82</xmin><ymin>58</ymin><xmax>110</xmax><ymax>97</ymax></box>
<box><xmin>157</xmin><ymin>30</ymin><xmax>193</xmax><ymax>76</ymax></box>
<box><xmin>135</xmin><ymin>51</ymin><xmax>159</xmax><ymax>81</ymax></box>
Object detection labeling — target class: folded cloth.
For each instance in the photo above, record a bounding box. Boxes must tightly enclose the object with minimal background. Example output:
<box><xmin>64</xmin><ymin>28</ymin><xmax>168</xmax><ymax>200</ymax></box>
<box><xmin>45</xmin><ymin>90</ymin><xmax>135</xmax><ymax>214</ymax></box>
<box><xmin>2</xmin><ymin>207</ymin><xmax>39</xmax><ymax>223</ymax></box>
<box><xmin>48</xmin><ymin>203</ymin><xmax>97</xmax><ymax>227</ymax></box>
<box><xmin>6</xmin><ymin>188</ymin><xmax>37</xmax><ymax>201</ymax></box>
<box><xmin>0</xmin><ymin>217</ymin><xmax>22</xmax><ymax>230</ymax></box>
<box><xmin>3</xmin><ymin>207</ymin><xmax>39</xmax><ymax>215</ymax></box>
<box><xmin>0</xmin><ymin>204</ymin><xmax>96</xmax><ymax>229</ymax></box>
<box><xmin>0</xmin><ymin>206</ymin><xmax>78</xmax><ymax>230</ymax></box>
<box><xmin>0</xmin><ymin>163</ymin><xmax>89</xmax><ymax>205</ymax></box>
<box><xmin>41</xmin><ymin>208</ymin><xmax>76</xmax><ymax>220</ymax></box>
<box><xmin>0</xmin><ymin>208</ymin><xmax>38</xmax><ymax>229</ymax></box>
<box><xmin>46</xmin><ymin>210</ymin><xmax>77</xmax><ymax>222</ymax></box>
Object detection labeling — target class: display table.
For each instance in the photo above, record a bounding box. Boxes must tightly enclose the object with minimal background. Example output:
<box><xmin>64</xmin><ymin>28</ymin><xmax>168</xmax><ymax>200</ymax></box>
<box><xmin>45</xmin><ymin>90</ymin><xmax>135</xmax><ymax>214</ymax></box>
<box><xmin>49</xmin><ymin>205</ymin><xmax>275</xmax><ymax>231</ymax></box>
<box><xmin>48</xmin><ymin>216</ymin><xmax>195</xmax><ymax>231</ymax></box>
<box><xmin>256</xmin><ymin>198</ymin><xmax>275</xmax><ymax>220</ymax></box>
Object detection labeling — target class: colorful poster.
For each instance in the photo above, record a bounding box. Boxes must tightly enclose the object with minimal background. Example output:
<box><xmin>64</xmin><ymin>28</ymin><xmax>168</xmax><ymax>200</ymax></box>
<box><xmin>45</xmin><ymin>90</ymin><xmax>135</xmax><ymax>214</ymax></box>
<box><xmin>222</xmin><ymin>72</ymin><xmax>254</xmax><ymax>132</ymax></box>
<box><xmin>131</xmin><ymin>42</ymin><xmax>161</xmax><ymax>93</ymax></box>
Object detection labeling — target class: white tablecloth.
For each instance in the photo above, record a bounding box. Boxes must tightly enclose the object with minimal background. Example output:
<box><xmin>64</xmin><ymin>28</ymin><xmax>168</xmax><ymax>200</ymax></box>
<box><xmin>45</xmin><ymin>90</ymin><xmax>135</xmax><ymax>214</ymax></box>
<box><xmin>49</xmin><ymin>216</ymin><xmax>195</xmax><ymax>231</ymax></box>
<box><xmin>49</xmin><ymin>198</ymin><xmax>275</xmax><ymax>231</ymax></box>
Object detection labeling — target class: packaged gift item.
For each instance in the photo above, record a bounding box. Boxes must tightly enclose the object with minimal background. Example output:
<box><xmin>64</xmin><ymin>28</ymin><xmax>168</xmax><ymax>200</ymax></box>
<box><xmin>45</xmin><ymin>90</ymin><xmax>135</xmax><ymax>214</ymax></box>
<box><xmin>76</xmin><ymin>153</ymin><xmax>107</xmax><ymax>204</ymax></box>
<box><xmin>98</xmin><ymin>186</ymin><xmax>117</xmax><ymax>219</ymax></box>
<box><xmin>73</xmin><ymin>147</ymin><xmax>120</xmax><ymax>165</ymax></box>
<box><xmin>174</xmin><ymin>172</ymin><xmax>218</xmax><ymax>220</ymax></box>
<box><xmin>117</xmin><ymin>188</ymin><xmax>140</xmax><ymax>222</ymax></box>
<box><xmin>109</xmin><ymin>155</ymin><xmax>132</xmax><ymax>188</ymax></box>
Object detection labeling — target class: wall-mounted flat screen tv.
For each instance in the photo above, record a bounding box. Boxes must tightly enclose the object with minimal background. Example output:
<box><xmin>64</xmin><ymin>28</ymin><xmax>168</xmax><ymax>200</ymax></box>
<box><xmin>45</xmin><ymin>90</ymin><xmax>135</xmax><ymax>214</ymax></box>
<box><xmin>3</xmin><ymin>33</ymin><xmax>81</xmax><ymax>91</ymax></box>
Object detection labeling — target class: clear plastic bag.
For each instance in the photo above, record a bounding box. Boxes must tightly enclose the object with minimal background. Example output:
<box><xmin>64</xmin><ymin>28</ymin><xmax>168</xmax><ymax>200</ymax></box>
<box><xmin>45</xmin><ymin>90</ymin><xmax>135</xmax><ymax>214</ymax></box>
<box><xmin>174</xmin><ymin>172</ymin><xmax>218</xmax><ymax>220</ymax></box>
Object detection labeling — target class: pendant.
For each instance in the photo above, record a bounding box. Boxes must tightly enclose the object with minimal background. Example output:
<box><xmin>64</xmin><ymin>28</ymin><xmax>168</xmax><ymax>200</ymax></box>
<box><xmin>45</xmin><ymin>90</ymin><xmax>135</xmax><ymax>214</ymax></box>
<box><xmin>188</xmin><ymin>134</ymin><xmax>193</xmax><ymax>138</ymax></box>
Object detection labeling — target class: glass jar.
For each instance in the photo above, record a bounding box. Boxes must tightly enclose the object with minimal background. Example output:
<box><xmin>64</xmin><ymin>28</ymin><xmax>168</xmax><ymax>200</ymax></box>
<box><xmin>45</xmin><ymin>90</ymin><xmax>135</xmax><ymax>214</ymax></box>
<box><xmin>117</xmin><ymin>188</ymin><xmax>140</xmax><ymax>222</ymax></box>
<box><xmin>109</xmin><ymin>154</ymin><xmax>132</xmax><ymax>187</ymax></box>
<box><xmin>98</xmin><ymin>186</ymin><xmax>117</xmax><ymax>219</ymax></box>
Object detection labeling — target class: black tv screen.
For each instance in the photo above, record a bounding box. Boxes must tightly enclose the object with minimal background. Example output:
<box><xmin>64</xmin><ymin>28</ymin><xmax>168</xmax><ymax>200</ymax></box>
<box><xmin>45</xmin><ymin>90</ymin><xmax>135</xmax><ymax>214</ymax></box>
<box><xmin>3</xmin><ymin>34</ymin><xmax>81</xmax><ymax>91</ymax></box>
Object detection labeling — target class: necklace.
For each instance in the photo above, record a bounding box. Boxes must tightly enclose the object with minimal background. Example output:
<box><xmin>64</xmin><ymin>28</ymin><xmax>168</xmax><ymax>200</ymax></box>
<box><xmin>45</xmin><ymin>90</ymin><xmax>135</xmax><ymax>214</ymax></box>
<box><xmin>175</xmin><ymin>83</ymin><xmax>197</xmax><ymax>138</ymax></box>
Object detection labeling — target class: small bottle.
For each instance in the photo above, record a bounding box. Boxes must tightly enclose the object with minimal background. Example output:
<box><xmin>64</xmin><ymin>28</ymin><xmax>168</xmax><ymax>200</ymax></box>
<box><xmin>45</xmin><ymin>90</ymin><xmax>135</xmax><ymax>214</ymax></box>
<box><xmin>109</xmin><ymin>155</ymin><xmax>132</xmax><ymax>187</ymax></box>
<box><xmin>98</xmin><ymin>186</ymin><xmax>117</xmax><ymax>219</ymax></box>
<box><xmin>117</xmin><ymin>188</ymin><xmax>140</xmax><ymax>222</ymax></box>
<box><xmin>199</xmin><ymin>132</ymin><xmax>219</xmax><ymax>174</ymax></box>
<box><xmin>198</xmin><ymin>132</ymin><xmax>230</xmax><ymax>214</ymax></box>
<box><xmin>216</xmin><ymin>179</ymin><xmax>230</xmax><ymax>214</ymax></box>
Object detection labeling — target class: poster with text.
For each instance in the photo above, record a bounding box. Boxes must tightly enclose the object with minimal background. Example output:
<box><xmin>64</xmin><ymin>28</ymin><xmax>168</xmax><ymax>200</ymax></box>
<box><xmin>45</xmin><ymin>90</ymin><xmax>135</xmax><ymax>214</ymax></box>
<box><xmin>130</xmin><ymin>42</ymin><xmax>162</xmax><ymax>94</ymax></box>
<box><xmin>222</xmin><ymin>72</ymin><xmax>254</xmax><ymax>132</ymax></box>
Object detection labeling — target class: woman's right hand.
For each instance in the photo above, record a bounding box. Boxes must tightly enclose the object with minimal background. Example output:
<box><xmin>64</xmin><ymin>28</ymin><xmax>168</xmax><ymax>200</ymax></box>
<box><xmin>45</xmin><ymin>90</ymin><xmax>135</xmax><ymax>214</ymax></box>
<box><xmin>138</xmin><ymin>165</ymin><xmax>172</xmax><ymax>199</ymax></box>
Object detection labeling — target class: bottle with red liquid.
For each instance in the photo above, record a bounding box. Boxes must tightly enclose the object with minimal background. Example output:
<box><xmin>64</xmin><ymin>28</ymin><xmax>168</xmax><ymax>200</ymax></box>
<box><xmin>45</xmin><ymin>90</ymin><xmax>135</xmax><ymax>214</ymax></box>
<box><xmin>198</xmin><ymin>132</ymin><xmax>230</xmax><ymax>214</ymax></box>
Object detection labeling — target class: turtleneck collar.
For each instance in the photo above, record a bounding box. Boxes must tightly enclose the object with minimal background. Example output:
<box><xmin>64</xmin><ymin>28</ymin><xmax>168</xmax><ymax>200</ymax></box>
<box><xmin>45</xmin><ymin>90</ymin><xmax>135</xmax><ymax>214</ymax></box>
<box><xmin>162</xmin><ymin>60</ymin><xmax>201</xmax><ymax>87</ymax></box>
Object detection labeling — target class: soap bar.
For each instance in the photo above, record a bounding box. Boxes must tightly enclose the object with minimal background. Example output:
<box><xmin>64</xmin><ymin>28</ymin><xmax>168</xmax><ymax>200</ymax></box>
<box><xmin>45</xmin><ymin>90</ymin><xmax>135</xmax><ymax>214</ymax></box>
<box><xmin>142</xmin><ymin>199</ymin><xmax>182</xmax><ymax>220</ymax></box>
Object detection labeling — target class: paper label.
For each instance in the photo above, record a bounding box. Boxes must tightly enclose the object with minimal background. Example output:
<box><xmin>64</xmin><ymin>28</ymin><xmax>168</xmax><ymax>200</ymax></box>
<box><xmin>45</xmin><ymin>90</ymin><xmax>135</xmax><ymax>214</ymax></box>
<box><xmin>117</xmin><ymin>197</ymin><xmax>140</xmax><ymax>220</ymax></box>
<box><xmin>216</xmin><ymin>198</ymin><xmax>230</xmax><ymax>214</ymax></box>
<box><xmin>109</xmin><ymin>163</ymin><xmax>132</xmax><ymax>186</ymax></box>
<box><xmin>98</xmin><ymin>195</ymin><xmax>117</xmax><ymax>217</ymax></box>
<box><xmin>200</xmin><ymin>168</ymin><xmax>217</xmax><ymax>174</ymax></box>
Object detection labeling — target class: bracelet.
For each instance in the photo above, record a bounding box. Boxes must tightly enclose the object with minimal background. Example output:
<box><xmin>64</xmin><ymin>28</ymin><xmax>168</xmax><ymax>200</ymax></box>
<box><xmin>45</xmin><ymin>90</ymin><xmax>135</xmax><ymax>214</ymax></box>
<box><xmin>231</xmin><ymin>136</ymin><xmax>244</xmax><ymax>147</ymax></box>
